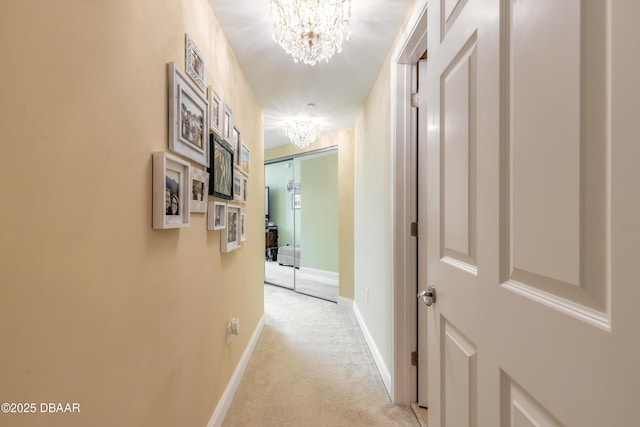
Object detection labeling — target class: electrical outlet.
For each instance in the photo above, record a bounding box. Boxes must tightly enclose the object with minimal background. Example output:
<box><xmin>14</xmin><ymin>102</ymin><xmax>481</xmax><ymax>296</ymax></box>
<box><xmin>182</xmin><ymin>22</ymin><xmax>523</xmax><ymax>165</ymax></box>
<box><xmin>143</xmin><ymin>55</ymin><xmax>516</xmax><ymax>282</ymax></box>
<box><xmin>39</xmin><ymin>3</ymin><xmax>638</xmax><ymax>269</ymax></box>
<box><xmin>226</xmin><ymin>318</ymin><xmax>240</xmax><ymax>345</ymax></box>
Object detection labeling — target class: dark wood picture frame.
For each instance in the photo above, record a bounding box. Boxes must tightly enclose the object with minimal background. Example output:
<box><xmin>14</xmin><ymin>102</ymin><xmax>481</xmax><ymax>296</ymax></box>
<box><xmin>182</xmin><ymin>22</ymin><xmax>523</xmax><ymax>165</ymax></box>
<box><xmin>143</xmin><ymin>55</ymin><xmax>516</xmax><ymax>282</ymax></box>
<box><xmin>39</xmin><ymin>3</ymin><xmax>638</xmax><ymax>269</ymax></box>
<box><xmin>208</xmin><ymin>133</ymin><xmax>234</xmax><ymax>200</ymax></box>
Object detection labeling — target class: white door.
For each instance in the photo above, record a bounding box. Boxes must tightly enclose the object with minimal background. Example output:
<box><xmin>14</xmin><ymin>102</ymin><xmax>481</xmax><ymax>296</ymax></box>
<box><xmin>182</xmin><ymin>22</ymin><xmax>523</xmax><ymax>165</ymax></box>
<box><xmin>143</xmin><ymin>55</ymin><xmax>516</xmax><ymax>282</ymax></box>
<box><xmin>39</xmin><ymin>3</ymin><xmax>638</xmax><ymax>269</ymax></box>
<box><xmin>418</xmin><ymin>0</ymin><xmax>640</xmax><ymax>425</ymax></box>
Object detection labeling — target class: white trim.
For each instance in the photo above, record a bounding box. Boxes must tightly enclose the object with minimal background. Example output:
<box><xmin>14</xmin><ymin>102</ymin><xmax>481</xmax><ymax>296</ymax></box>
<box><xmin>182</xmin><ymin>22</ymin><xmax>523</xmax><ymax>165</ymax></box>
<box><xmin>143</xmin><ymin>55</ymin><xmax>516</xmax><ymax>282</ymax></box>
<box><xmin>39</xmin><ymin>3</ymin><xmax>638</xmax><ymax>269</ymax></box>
<box><xmin>337</xmin><ymin>296</ymin><xmax>354</xmax><ymax>309</ymax></box>
<box><xmin>207</xmin><ymin>315</ymin><xmax>266</xmax><ymax>427</ymax></box>
<box><xmin>353</xmin><ymin>302</ymin><xmax>392</xmax><ymax>397</ymax></box>
<box><xmin>298</xmin><ymin>267</ymin><xmax>339</xmax><ymax>282</ymax></box>
<box><xmin>390</xmin><ymin>0</ymin><xmax>429</xmax><ymax>405</ymax></box>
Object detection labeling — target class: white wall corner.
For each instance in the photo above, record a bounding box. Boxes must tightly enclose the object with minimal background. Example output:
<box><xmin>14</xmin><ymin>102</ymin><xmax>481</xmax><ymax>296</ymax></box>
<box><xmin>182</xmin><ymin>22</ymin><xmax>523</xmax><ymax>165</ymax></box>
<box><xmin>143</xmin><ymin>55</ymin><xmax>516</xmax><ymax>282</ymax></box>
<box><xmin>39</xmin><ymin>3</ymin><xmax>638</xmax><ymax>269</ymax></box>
<box><xmin>207</xmin><ymin>315</ymin><xmax>266</xmax><ymax>427</ymax></box>
<box><xmin>353</xmin><ymin>302</ymin><xmax>392</xmax><ymax>398</ymax></box>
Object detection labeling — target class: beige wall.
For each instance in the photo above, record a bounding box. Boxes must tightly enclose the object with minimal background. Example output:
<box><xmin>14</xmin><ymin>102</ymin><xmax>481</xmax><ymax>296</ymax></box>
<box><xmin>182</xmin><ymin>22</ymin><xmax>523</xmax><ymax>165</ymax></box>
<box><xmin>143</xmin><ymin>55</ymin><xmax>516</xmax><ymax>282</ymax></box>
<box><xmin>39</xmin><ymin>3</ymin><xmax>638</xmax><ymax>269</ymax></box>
<box><xmin>0</xmin><ymin>1</ymin><xmax>264</xmax><ymax>426</ymax></box>
<box><xmin>352</xmin><ymin>0</ymin><xmax>421</xmax><ymax>383</ymax></box>
<box><xmin>265</xmin><ymin>128</ymin><xmax>354</xmax><ymax>299</ymax></box>
<box><xmin>354</xmin><ymin>59</ymin><xmax>394</xmax><ymax>369</ymax></box>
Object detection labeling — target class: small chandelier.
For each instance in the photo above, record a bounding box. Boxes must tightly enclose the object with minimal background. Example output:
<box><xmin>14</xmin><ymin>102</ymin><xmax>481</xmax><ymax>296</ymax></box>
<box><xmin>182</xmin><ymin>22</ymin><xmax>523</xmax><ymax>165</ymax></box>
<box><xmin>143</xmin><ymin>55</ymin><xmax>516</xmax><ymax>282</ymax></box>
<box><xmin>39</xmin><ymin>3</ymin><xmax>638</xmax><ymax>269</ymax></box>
<box><xmin>270</xmin><ymin>0</ymin><xmax>352</xmax><ymax>66</ymax></box>
<box><xmin>284</xmin><ymin>120</ymin><xmax>320</xmax><ymax>149</ymax></box>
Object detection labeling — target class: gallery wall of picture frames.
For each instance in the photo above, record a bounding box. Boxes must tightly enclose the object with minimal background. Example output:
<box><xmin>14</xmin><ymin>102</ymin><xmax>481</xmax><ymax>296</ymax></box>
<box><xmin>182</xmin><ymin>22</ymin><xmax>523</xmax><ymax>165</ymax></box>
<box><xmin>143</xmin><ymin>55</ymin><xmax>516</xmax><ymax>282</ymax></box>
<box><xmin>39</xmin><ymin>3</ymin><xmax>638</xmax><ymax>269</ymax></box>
<box><xmin>152</xmin><ymin>33</ymin><xmax>250</xmax><ymax>252</ymax></box>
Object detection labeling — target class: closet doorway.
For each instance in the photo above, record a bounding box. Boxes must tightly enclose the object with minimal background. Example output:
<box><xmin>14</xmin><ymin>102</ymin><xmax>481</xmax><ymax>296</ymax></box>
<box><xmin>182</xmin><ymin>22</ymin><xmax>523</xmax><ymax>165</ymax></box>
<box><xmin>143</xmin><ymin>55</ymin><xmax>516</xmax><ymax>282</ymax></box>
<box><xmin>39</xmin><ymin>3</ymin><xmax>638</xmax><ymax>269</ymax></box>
<box><xmin>264</xmin><ymin>148</ymin><xmax>339</xmax><ymax>302</ymax></box>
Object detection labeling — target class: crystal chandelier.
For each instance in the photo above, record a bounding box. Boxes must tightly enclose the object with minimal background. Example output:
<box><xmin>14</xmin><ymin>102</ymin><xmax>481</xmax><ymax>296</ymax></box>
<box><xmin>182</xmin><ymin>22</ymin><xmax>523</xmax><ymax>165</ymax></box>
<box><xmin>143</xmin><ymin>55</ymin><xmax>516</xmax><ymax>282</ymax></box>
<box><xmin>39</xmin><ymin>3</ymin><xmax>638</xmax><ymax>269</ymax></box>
<box><xmin>270</xmin><ymin>0</ymin><xmax>352</xmax><ymax>66</ymax></box>
<box><xmin>284</xmin><ymin>120</ymin><xmax>320</xmax><ymax>149</ymax></box>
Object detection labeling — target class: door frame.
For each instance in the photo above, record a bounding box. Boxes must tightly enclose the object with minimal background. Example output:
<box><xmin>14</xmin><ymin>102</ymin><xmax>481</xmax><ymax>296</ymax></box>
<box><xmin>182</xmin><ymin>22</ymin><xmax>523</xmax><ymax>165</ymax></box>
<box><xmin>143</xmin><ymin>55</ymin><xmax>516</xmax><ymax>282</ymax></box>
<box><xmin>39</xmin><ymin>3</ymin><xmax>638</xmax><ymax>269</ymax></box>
<box><xmin>390</xmin><ymin>0</ymin><xmax>428</xmax><ymax>405</ymax></box>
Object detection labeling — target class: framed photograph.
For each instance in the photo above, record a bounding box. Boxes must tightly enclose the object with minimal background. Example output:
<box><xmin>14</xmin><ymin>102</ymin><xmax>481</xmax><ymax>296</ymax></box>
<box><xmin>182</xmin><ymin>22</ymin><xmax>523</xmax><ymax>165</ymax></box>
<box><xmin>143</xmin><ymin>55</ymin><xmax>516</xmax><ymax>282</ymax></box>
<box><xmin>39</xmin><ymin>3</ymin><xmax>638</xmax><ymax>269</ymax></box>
<box><xmin>241</xmin><ymin>143</ymin><xmax>250</xmax><ymax>176</ymax></box>
<box><xmin>190</xmin><ymin>168</ymin><xmax>209</xmax><ymax>213</ymax></box>
<box><xmin>208</xmin><ymin>133</ymin><xmax>234</xmax><ymax>200</ymax></box>
<box><xmin>292</xmin><ymin>193</ymin><xmax>301</xmax><ymax>210</ymax></box>
<box><xmin>233</xmin><ymin>128</ymin><xmax>241</xmax><ymax>167</ymax></box>
<box><xmin>233</xmin><ymin>171</ymin><xmax>242</xmax><ymax>202</ymax></box>
<box><xmin>240</xmin><ymin>209</ymin><xmax>247</xmax><ymax>241</ymax></box>
<box><xmin>208</xmin><ymin>87</ymin><xmax>223</xmax><ymax>136</ymax></box>
<box><xmin>221</xmin><ymin>204</ymin><xmax>242</xmax><ymax>253</ymax></box>
<box><xmin>232</xmin><ymin>125</ymin><xmax>239</xmax><ymax>147</ymax></box>
<box><xmin>242</xmin><ymin>177</ymin><xmax>248</xmax><ymax>204</ymax></box>
<box><xmin>207</xmin><ymin>200</ymin><xmax>227</xmax><ymax>231</ymax></box>
<box><xmin>222</xmin><ymin>103</ymin><xmax>233</xmax><ymax>143</ymax></box>
<box><xmin>168</xmin><ymin>62</ymin><xmax>209</xmax><ymax>167</ymax></box>
<box><xmin>185</xmin><ymin>33</ymin><xmax>205</xmax><ymax>91</ymax></box>
<box><xmin>153</xmin><ymin>152</ymin><xmax>191</xmax><ymax>229</ymax></box>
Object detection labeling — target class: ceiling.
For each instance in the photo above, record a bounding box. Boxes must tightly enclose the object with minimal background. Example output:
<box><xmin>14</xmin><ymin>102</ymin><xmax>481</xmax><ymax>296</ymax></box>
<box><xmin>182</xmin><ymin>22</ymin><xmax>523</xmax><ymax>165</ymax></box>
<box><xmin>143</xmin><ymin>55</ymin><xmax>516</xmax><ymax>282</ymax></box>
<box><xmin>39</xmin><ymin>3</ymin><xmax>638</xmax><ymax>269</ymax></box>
<box><xmin>208</xmin><ymin>0</ymin><xmax>415</xmax><ymax>149</ymax></box>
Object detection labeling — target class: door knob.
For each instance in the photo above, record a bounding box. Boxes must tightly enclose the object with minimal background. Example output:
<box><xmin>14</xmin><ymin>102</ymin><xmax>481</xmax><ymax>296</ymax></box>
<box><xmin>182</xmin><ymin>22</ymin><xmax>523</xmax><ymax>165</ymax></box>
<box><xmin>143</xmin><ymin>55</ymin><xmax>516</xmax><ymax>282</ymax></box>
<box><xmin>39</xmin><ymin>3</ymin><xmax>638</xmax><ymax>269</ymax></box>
<box><xmin>417</xmin><ymin>285</ymin><xmax>436</xmax><ymax>306</ymax></box>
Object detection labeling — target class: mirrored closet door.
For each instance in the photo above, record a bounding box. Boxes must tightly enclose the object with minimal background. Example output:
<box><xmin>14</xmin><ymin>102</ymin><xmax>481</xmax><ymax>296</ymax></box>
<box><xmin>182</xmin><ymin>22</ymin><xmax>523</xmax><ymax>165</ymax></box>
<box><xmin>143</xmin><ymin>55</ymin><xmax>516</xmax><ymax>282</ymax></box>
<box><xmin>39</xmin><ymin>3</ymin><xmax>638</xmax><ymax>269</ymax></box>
<box><xmin>264</xmin><ymin>149</ymin><xmax>339</xmax><ymax>302</ymax></box>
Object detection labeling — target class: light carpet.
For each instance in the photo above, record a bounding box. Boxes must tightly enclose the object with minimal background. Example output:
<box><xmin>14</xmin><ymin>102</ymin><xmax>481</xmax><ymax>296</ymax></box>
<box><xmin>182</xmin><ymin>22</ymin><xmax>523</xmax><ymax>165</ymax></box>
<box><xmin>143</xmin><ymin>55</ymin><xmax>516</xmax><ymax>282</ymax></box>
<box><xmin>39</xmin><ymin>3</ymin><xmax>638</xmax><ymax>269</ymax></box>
<box><xmin>222</xmin><ymin>284</ymin><xmax>419</xmax><ymax>427</ymax></box>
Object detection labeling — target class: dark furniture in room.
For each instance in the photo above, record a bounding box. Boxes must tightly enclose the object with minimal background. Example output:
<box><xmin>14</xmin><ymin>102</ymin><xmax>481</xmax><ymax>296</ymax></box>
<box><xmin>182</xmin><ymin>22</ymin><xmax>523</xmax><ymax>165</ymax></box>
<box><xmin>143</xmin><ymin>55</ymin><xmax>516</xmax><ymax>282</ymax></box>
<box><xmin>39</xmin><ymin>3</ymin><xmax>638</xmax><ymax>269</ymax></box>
<box><xmin>266</xmin><ymin>225</ymin><xmax>278</xmax><ymax>261</ymax></box>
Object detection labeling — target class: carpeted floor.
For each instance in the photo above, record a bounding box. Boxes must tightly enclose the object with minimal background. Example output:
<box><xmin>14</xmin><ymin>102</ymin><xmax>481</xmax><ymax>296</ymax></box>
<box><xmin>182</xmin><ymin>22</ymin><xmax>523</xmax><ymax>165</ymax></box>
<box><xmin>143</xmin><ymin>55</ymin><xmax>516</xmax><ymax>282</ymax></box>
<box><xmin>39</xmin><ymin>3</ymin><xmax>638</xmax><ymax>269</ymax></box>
<box><xmin>222</xmin><ymin>284</ymin><xmax>419</xmax><ymax>427</ymax></box>
<box><xmin>264</xmin><ymin>261</ymin><xmax>339</xmax><ymax>302</ymax></box>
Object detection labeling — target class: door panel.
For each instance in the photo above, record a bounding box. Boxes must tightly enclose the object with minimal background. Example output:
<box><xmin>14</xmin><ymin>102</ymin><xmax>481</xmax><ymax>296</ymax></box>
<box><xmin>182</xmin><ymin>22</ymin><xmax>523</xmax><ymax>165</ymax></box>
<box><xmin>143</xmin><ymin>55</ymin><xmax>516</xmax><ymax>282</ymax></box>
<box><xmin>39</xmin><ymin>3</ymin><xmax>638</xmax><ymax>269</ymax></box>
<box><xmin>501</xmin><ymin>373</ymin><xmax>563</xmax><ymax>427</ymax></box>
<box><xmin>509</xmin><ymin>0</ymin><xmax>581</xmax><ymax>288</ymax></box>
<box><xmin>441</xmin><ymin>34</ymin><xmax>478</xmax><ymax>272</ymax></box>
<box><xmin>442</xmin><ymin>320</ymin><xmax>477</xmax><ymax>427</ymax></box>
<box><xmin>419</xmin><ymin>0</ymin><xmax>639</xmax><ymax>426</ymax></box>
<box><xmin>502</xmin><ymin>0</ymin><xmax>609</xmax><ymax>322</ymax></box>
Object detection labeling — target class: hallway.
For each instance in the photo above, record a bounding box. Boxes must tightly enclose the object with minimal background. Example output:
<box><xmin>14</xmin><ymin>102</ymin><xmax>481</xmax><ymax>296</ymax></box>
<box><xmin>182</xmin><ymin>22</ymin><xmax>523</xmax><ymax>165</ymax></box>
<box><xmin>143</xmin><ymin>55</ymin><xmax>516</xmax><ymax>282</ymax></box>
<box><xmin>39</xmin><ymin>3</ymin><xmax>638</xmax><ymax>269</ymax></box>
<box><xmin>222</xmin><ymin>285</ymin><xmax>418</xmax><ymax>426</ymax></box>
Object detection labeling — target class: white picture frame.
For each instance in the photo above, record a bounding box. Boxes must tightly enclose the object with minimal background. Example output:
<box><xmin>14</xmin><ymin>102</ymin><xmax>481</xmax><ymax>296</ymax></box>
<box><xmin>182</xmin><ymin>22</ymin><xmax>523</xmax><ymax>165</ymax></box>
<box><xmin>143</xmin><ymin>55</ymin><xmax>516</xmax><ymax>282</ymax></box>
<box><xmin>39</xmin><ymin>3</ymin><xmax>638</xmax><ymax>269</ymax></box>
<box><xmin>208</xmin><ymin>87</ymin><xmax>223</xmax><ymax>136</ymax></box>
<box><xmin>233</xmin><ymin>170</ymin><xmax>242</xmax><ymax>202</ymax></box>
<box><xmin>168</xmin><ymin>62</ymin><xmax>209</xmax><ymax>167</ymax></box>
<box><xmin>221</xmin><ymin>204</ymin><xmax>242</xmax><ymax>252</ymax></box>
<box><xmin>153</xmin><ymin>152</ymin><xmax>191</xmax><ymax>229</ymax></box>
<box><xmin>242</xmin><ymin>176</ymin><xmax>248</xmax><ymax>204</ymax></box>
<box><xmin>190</xmin><ymin>168</ymin><xmax>209</xmax><ymax>213</ymax></box>
<box><xmin>240</xmin><ymin>209</ymin><xmax>247</xmax><ymax>241</ymax></box>
<box><xmin>185</xmin><ymin>33</ymin><xmax>205</xmax><ymax>91</ymax></box>
<box><xmin>233</xmin><ymin>126</ymin><xmax>241</xmax><ymax>168</ymax></box>
<box><xmin>222</xmin><ymin>103</ymin><xmax>233</xmax><ymax>144</ymax></box>
<box><xmin>241</xmin><ymin>143</ymin><xmax>250</xmax><ymax>176</ymax></box>
<box><xmin>292</xmin><ymin>193</ymin><xmax>301</xmax><ymax>210</ymax></box>
<box><xmin>207</xmin><ymin>201</ymin><xmax>227</xmax><ymax>231</ymax></box>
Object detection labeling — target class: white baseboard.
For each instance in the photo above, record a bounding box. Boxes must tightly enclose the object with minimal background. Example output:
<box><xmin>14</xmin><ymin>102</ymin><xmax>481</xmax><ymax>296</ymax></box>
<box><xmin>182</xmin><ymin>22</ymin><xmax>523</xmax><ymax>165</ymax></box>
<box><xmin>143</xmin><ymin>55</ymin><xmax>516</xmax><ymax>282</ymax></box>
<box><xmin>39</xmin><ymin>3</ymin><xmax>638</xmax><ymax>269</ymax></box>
<box><xmin>298</xmin><ymin>267</ymin><xmax>339</xmax><ymax>282</ymax></box>
<box><xmin>207</xmin><ymin>315</ymin><xmax>266</xmax><ymax>427</ymax></box>
<box><xmin>337</xmin><ymin>296</ymin><xmax>354</xmax><ymax>309</ymax></box>
<box><xmin>352</xmin><ymin>302</ymin><xmax>392</xmax><ymax>398</ymax></box>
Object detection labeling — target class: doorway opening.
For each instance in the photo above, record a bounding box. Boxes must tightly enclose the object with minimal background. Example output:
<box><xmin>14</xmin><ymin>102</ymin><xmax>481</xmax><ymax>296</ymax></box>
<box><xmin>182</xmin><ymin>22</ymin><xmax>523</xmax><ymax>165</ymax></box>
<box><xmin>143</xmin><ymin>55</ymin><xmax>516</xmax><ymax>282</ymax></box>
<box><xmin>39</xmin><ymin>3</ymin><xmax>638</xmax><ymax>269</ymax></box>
<box><xmin>389</xmin><ymin>0</ymin><xmax>427</xmax><ymax>407</ymax></box>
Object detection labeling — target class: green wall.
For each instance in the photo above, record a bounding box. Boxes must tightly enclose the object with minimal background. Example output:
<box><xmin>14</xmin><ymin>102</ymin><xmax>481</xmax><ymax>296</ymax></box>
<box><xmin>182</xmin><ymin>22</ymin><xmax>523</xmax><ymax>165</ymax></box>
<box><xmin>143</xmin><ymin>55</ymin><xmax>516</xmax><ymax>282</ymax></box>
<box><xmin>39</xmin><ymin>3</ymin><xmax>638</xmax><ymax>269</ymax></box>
<box><xmin>299</xmin><ymin>153</ymin><xmax>339</xmax><ymax>272</ymax></box>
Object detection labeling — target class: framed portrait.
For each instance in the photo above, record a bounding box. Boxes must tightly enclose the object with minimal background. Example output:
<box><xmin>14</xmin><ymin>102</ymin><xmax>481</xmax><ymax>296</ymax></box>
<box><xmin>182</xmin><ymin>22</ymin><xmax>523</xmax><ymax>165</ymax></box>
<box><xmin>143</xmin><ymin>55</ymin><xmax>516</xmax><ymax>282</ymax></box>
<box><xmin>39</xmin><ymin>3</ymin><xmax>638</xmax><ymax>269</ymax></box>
<box><xmin>240</xmin><ymin>209</ymin><xmax>247</xmax><ymax>241</ymax></box>
<box><xmin>153</xmin><ymin>152</ymin><xmax>191</xmax><ymax>229</ymax></box>
<box><xmin>221</xmin><ymin>204</ymin><xmax>242</xmax><ymax>253</ymax></box>
<box><xmin>168</xmin><ymin>62</ymin><xmax>209</xmax><ymax>167</ymax></box>
<box><xmin>241</xmin><ymin>143</ymin><xmax>250</xmax><ymax>176</ymax></box>
<box><xmin>242</xmin><ymin>177</ymin><xmax>248</xmax><ymax>204</ymax></box>
<box><xmin>185</xmin><ymin>33</ymin><xmax>205</xmax><ymax>91</ymax></box>
<box><xmin>207</xmin><ymin>200</ymin><xmax>227</xmax><ymax>231</ymax></box>
<box><xmin>190</xmin><ymin>168</ymin><xmax>209</xmax><ymax>213</ymax></box>
<box><xmin>208</xmin><ymin>87</ymin><xmax>223</xmax><ymax>136</ymax></box>
<box><xmin>208</xmin><ymin>133</ymin><xmax>234</xmax><ymax>200</ymax></box>
<box><xmin>222</xmin><ymin>103</ymin><xmax>233</xmax><ymax>143</ymax></box>
<box><xmin>292</xmin><ymin>193</ymin><xmax>301</xmax><ymax>210</ymax></box>
<box><xmin>233</xmin><ymin>171</ymin><xmax>242</xmax><ymax>202</ymax></box>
